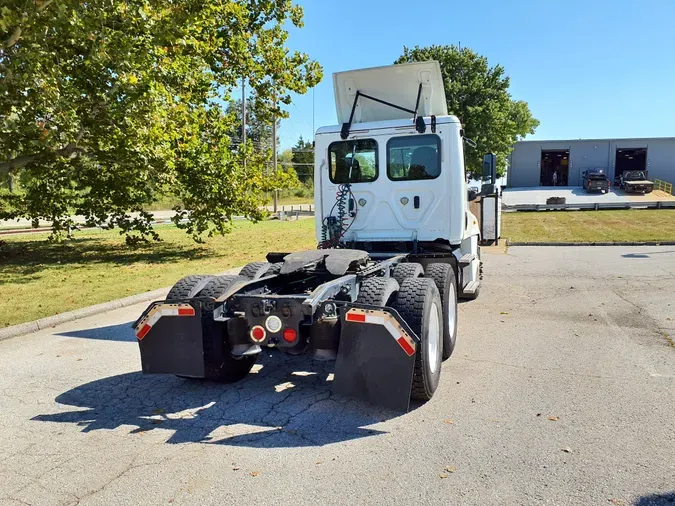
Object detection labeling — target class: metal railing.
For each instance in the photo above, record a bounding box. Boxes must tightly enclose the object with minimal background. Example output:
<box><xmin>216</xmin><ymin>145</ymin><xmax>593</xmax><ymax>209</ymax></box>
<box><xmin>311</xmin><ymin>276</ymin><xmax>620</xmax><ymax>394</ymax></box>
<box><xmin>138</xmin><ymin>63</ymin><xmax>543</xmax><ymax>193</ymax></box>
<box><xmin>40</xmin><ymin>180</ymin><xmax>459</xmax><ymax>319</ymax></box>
<box><xmin>503</xmin><ymin>201</ymin><xmax>675</xmax><ymax>212</ymax></box>
<box><xmin>655</xmin><ymin>179</ymin><xmax>673</xmax><ymax>195</ymax></box>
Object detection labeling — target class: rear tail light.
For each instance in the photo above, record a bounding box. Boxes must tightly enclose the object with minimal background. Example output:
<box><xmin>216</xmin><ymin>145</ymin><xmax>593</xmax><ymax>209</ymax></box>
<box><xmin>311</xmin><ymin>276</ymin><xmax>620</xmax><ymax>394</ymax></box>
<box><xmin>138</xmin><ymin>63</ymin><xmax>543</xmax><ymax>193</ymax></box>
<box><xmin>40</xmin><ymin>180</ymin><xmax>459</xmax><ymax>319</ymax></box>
<box><xmin>250</xmin><ymin>325</ymin><xmax>266</xmax><ymax>342</ymax></box>
<box><xmin>283</xmin><ymin>328</ymin><xmax>297</xmax><ymax>343</ymax></box>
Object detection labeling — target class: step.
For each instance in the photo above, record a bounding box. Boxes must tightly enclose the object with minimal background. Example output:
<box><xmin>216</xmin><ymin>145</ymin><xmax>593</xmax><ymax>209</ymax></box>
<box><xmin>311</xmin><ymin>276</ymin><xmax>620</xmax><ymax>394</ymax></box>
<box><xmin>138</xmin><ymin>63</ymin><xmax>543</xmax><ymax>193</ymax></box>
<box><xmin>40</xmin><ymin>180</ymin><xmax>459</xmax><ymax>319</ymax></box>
<box><xmin>458</xmin><ymin>253</ymin><xmax>475</xmax><ymax>266</ymax></box>
<box><xmin>462</xmin><ymin>280</ymin><xmax>479</xmax><ymax>294</ymax></box>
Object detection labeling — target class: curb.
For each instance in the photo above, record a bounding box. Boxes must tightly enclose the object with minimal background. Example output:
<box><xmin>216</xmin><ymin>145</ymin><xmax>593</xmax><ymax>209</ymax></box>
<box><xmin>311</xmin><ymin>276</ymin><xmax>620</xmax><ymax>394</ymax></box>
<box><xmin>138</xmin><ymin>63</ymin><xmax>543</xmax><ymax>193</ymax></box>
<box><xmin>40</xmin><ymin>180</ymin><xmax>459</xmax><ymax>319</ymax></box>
<box><xmin>0</xmin><ymin>267</ymin><xmax>241</xmax><ymax>342</ymax></box>
<box><xmin>506</xmin><ymin>240</ymin><xmax>675</xmax><ymax>247</ymax></box>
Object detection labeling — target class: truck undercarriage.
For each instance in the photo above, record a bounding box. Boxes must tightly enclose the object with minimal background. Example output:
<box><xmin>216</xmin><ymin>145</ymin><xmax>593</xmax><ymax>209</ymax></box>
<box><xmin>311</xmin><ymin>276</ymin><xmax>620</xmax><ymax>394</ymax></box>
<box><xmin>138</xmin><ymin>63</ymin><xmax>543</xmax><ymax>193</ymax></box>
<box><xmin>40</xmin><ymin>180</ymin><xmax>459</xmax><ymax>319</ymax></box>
<box><xmin>134</xmin><ymin>248</ymin><xmax>471</xmax><ymax>411</ymax></box>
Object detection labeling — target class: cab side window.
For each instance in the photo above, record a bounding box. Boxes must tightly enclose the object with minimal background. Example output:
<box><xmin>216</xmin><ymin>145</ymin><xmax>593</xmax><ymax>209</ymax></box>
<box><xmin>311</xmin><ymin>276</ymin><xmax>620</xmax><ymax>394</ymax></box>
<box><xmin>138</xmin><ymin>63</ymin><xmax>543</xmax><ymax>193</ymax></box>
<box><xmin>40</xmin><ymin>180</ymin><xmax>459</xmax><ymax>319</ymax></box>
<box><xmin>387</xmin><ymin>135</ymin><xmax>441</xmax><ymax>181</ymax></box>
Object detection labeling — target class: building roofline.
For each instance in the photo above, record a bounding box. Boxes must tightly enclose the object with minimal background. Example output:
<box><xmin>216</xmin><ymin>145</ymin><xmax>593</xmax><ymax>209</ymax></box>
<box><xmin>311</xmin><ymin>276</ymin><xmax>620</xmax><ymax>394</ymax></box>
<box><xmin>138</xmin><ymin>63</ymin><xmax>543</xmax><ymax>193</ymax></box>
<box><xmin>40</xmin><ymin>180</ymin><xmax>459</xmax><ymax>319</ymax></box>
<box><xmin>515</xmin><ymin>136</ymin><xmax>675</xmax><ymax>144</ymax></box>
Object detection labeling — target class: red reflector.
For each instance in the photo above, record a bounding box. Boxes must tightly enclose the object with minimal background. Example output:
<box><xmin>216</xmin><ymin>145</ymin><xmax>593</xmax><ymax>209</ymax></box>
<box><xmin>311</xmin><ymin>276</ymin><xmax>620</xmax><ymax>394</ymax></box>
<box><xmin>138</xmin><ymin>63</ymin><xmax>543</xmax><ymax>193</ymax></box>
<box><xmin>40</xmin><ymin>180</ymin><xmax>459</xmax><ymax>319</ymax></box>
<box><xmin>396</xmin><ymin>336</ymin><xmax>415</xmax><ymax>357</ymax></box>
<box><xmin>178</xmin><ymin>307</ymin><xmax>195</xmax><ymax>316</ymax></box>
<box><xmin>283</xmin><ymin>328</ymin><xmax>297</xmax><ymax>343</ymax></box>
<box><xmin>250</xmin><ymin>326</ymin><xmax>266</xmax><ymax>342</ymax></box>
<box><xmin>136</xmin><ymin>324</ymin><xmax>152</xmax><ymax>340</ymax></box>
<box><xmin>346</xmin><ymin>312</ymin><xmax>366</xmax><ymax>322</ymax></box>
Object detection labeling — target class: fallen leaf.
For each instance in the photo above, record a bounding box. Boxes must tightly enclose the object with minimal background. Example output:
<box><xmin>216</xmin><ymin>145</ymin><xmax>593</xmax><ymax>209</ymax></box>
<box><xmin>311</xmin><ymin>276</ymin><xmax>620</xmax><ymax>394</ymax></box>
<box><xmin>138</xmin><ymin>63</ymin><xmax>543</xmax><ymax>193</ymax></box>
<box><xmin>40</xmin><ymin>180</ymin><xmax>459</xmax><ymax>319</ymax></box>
<box><xmin>315</xmin><ymin>460</ymin><xmax>323</xmax><ymax>465</ymax></box>
<box><xmin>547</xmin><ymin>416</ymin><xmax>560</xmax><ymax>421</ymax></box>
<box><xmin>439</xmin><ymin>473</ymin><xmax>448</xmax><ymax>479</ymax></box>
<box><xmin>444</xmin><ymin>466</ymin><xmax>456</xmax><ymax>473</ymax></box>
<box><xmin>250</xmin><ymin>471</ymin><xmax>260</xmax><ymax>477</ymax></box>
<box><xmin>232</xmin><ymin>466</ymin><xmax>240</xmax><ymax>471</ymax></box>
<box><xmin>500</xmin><ymin>311</ymin><xmax>509</xmax><ymax>315</ymax></box>
<box><xmin>536</xmin><ymin>413</ymin><xmax>541</xmax><ymax>417</ymax></box>
<box><xmin>443</xmin><ymin>419</ymin><xmax>454</xmax><ymax>425</ymax></box>
<box><xmin>76</xmin><ymin>358</ymin><xmax>83</xmax><ymax>361</ymax></box>
<box><xmin>561</xmin><ymin>447</ymin><xmax>572</xmax><ymax>453</ymax></box>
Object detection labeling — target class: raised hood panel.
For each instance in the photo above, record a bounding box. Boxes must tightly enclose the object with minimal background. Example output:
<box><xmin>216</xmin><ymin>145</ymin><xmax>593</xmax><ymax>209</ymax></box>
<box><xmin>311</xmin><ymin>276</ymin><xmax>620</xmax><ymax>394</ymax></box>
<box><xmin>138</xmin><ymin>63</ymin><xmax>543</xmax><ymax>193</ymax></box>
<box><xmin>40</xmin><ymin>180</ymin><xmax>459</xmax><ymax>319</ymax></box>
<box><xmin>333</xmin><ymin>62</ymin><xmax>448</xmax><ymax>125</ymax></box>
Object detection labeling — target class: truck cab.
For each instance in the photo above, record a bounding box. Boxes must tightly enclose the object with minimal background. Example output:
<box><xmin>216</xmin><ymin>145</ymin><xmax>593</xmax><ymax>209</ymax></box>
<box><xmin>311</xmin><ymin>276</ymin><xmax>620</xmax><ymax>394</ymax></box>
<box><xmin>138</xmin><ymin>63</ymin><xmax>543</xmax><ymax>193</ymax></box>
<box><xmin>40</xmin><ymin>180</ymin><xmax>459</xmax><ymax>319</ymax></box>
<box><xmin>314</xmin><ymin>62</ymin><xmax>481</xmax><ymax>295</ymax></box>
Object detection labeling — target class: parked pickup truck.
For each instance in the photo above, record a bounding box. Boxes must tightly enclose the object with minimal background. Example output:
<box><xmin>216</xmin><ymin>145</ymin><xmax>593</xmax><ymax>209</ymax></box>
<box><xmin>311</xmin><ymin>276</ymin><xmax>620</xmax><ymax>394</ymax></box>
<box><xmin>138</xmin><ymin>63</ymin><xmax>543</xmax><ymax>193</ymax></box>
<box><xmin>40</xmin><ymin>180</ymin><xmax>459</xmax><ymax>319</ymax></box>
<box><xmin>620</xmin><ymin>170</ymin><xmax>654</xmax><ymax>194</ymax></box>
<box><xmin>582</xmin><ymin>169</ymin><xmax>610</xmax><ymax>193</ymax></box>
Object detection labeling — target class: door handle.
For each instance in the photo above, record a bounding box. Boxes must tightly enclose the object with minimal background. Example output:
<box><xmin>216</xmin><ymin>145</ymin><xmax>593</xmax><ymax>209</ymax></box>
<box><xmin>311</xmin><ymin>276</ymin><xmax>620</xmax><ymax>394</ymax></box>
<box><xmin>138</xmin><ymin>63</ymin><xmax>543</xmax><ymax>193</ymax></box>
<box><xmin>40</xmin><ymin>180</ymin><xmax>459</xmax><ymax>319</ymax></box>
<box><xmin>413</xmin><ymin>196</ymin><xmax>420</xmax><ymax>209</ymax></box>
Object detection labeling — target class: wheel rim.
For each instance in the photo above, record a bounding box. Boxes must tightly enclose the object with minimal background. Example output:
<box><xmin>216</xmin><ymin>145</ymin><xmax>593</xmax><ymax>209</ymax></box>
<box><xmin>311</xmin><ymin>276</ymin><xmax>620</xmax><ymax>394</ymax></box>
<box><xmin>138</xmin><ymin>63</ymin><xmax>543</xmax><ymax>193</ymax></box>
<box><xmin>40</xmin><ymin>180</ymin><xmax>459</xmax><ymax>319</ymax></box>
<box><xmin>428</xmin><ymin>302</ymin><xmax>442</xmax><ymax>374</ymax></box>
<box><xmin>447</xmin><ymin>286</ymin><xmax>456</xmax><ymax>339</ymax></box>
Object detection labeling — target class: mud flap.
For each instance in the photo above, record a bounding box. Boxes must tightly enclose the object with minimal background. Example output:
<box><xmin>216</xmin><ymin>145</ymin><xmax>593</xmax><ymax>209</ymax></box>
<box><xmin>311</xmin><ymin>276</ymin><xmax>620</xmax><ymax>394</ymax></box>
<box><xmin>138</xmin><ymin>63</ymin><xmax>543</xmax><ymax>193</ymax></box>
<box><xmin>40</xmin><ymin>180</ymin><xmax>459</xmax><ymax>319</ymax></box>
<box><xmin>332</xmin><ymin>305</ymin><xmax>419</xmax><ymax>412</ymax></box>
<box><xmin>134</xmin><ymin>301</ymin><xmax>205</xmax><ymax>378</ymax></box>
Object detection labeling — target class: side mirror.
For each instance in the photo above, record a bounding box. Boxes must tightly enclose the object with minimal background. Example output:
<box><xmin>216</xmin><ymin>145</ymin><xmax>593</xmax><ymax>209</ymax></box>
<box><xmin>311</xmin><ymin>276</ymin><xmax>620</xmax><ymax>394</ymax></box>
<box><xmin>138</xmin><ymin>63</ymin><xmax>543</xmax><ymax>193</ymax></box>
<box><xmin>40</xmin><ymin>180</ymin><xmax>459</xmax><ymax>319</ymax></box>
<box><xmin>482</xmin><ymin>153</ymin><xmax>496</xmax><ymax>184</ymax></box>
<box><xmin>468</xmin><ymin>189</ymin><xmax>479</xmax><ymax>202</ymax></box>
<box><xmin>481</xmin><ymin>153</ymin><xmax>497</xmax><ymax>195</ymax></box>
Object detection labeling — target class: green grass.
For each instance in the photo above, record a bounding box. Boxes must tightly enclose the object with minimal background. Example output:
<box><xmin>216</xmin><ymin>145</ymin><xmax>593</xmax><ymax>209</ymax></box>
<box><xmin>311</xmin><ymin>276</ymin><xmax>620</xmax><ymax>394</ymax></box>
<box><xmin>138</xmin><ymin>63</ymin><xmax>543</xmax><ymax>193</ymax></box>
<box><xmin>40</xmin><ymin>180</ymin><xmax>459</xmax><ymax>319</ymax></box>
<box><xmin>275</xmin><ymin>196</ymin><xmax>314</xmax><ymax>206</ymax></box>
<box><xmin>0</xmin><ymin>219</ymin><xmax>316</xmax><ymax>327</ymax></box>
<box><xmin>503</xmin><ymin>209</ymin><xmax>675</xmax><ymax>243</ymax></box>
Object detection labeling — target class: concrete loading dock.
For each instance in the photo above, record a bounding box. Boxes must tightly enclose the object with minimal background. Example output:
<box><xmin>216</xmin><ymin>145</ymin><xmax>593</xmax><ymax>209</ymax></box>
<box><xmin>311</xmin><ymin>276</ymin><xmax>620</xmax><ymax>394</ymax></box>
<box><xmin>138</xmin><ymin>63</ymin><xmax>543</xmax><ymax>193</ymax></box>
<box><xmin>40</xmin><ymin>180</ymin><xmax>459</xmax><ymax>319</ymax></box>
<box><xmin>507</xmin><ymin>137</ymin><xmax>675</xmax><ymax>189</ymax></box>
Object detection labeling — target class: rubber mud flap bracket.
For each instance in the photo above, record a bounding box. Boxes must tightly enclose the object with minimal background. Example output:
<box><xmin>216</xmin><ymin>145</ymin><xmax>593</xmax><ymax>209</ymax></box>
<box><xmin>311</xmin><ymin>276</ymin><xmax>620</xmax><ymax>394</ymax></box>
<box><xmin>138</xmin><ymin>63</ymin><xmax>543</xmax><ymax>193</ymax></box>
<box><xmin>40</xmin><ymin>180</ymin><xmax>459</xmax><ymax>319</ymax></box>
<box><xmin>332</xmin><ymin>305</ymin><xmax>418</xmax><ymax>412</ymax></box>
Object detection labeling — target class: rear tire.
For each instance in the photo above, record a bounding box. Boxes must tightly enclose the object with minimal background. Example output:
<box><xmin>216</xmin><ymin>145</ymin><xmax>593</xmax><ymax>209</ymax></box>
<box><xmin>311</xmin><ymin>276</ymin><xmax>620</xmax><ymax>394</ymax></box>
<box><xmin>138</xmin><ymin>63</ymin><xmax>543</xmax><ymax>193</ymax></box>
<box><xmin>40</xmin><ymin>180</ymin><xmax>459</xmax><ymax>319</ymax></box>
<box><xmin>239</xmin><ymin>261</ymin><xmax>273</xmax><ymax>280</ymax></box>
<box><xmin>356</xmin><ymin>277</ymin><xmax>399</xmax><ymax>306</ymax></box>
<box><xmin>391</xmin><ymin>262</ymin><xmax>424</xmax><ymax>285</ymax></box>
<box><xmin>424</xmin><ymin>264</ymin><xmax>458</xmax><ymax>360</ymax></box>
<box><xmin>392</xmin><ymin>278</ymin><xmax>443</xmax><ymax>401</ymax></box>
<box><xmin>167</xmin><ymin>275</ymin><xmax>214</xmax><ymax>300</ymax></box>
<box><xmin>266</xmin><ymin>262</ymin><xmax>283</xmax><ymax>275</ymax></box>
<box><xmin>198</xmin><ymin>275</ymin><xmax>256</xmax><ymax>382</ymax></box>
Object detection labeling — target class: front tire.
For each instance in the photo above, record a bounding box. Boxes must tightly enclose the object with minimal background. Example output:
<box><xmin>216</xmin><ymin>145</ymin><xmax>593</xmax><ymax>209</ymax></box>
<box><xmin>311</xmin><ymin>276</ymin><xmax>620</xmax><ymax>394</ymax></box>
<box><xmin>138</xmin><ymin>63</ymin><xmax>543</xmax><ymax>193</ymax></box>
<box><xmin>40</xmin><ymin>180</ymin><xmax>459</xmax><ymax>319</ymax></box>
<box><xmin>392</xmin><ymin>278</ymin><xmax>443</xmax><ymax>401</ymax></box>
<box><xmin>424</xmin><ymin>263</ymin><xmax>458</xmax><ymax>360</ymax></box>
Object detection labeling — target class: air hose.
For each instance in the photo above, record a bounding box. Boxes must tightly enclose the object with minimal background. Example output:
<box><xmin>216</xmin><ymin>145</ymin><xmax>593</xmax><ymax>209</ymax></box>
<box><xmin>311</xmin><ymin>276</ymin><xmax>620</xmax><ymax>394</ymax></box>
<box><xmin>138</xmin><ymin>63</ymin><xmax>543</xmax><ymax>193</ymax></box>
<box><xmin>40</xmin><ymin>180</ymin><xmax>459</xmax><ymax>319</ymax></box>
<box><xmin>319</xmin><ymin>144</ymin><xmax>359</xmax><ymax>249</ymax></box>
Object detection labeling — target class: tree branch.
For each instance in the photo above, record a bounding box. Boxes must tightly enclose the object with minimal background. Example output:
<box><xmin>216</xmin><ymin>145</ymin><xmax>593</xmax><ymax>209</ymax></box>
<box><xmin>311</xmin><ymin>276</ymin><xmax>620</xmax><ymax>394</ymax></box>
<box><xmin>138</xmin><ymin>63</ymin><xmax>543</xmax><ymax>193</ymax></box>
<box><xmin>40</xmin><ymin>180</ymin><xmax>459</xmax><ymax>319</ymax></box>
<box><xmin>0</xmin><ymin>143</ymin><xmax>82</xmax><ymax>175</ymax></box>
<box><xmin>1</xmin><ymin>0</ymin><xmax>54</xmax><ymax>49</ymax></box>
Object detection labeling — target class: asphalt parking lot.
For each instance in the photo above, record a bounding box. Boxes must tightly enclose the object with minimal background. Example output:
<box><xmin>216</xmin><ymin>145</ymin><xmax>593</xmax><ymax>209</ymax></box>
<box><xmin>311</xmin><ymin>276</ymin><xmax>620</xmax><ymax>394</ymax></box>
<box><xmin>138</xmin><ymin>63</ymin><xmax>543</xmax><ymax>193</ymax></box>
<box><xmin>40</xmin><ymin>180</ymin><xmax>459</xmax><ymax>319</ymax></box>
<box><xmin>1</xmin><ymin>246</ymin><xmax>674</xmax><ymax>506</ymax></box>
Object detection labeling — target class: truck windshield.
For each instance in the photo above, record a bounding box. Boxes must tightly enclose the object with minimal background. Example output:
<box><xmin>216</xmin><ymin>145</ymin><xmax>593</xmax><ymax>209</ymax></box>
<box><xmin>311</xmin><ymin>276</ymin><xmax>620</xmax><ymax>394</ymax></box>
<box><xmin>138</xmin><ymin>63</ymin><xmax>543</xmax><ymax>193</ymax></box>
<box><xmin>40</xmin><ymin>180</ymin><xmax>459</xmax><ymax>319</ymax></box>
<box><xmin>328</xmin><ymin>139</ymin><xmax>378</xmax><ymax>184</ymax></box>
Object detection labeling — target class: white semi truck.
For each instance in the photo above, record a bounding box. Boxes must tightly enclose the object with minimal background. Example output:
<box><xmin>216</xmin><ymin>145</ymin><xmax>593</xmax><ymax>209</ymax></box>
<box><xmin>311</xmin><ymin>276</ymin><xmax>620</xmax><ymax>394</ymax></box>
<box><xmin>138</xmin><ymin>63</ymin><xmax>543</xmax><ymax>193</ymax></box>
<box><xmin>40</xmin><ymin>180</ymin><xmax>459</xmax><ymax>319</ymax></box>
<box><xmin>133</xmin><ymin>61</ymin><xmax>494</xmax><ymax>411</ymax></box>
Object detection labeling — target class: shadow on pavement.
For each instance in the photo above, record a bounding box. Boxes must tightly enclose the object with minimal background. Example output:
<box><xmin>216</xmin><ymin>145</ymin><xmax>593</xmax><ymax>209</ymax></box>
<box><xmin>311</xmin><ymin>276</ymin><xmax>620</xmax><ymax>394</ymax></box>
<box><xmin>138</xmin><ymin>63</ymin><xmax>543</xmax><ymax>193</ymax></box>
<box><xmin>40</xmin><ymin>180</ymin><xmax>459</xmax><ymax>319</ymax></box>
<box><xmin>623</xmin><ymin>251</ymin><xmax>675</xmax><ymax>259</ymax></box>
<box><xmin>32</xmin><ymin>350</ymin><xmax>401</xmax><ymax>448</ymax></box>
<box><xmin>634</xmin><ymin>492</ymin><xmax>675</xmax><ymax>505</ymax></box>
<box><xmin>57</xmin><ymin>322</ymin><xmax>136</xmax><ymax>342</ymax></box>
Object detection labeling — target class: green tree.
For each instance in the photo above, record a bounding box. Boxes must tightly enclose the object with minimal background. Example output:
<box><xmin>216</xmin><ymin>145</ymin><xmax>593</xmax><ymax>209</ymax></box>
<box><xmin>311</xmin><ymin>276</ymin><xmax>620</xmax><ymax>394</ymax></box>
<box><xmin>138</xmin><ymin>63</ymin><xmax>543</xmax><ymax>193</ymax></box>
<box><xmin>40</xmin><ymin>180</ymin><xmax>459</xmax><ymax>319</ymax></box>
<box><xmin>396</xmin><ymin>45</ymin><xmax>539</xmax><ymax>178</ymax></box>
<box><xmin>225</xmin><ymin>97</ymin><xmax>279</xmax><ymax>155</ymax></box>
<box><xmin>291</xmin><ymin>136</ymin><xmax>314</xmax><ymax>184</ymax></box>
<box><xmin>0</xmin><ymin>0</ymin><xmax>322</xmax><ymax>242</ymax></box>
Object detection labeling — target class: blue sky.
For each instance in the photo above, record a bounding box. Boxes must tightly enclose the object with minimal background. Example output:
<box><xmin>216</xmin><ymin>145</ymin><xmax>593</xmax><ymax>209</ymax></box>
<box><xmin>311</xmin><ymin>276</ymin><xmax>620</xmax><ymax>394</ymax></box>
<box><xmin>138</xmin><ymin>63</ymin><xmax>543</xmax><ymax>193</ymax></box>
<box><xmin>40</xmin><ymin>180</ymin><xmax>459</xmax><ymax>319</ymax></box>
<box><xmin>276</xmin><ymin>0</ymin><xmax>675</xmax><ymax>150</ymax></box>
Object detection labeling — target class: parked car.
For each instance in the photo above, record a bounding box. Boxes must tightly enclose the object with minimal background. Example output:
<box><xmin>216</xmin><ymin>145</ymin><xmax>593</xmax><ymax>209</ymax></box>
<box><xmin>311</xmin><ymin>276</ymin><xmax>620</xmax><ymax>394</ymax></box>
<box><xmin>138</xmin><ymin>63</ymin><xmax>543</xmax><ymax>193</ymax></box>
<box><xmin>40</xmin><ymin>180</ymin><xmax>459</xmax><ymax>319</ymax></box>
<box><xmin>619</xmin><ymin>170</ymin><xmax>654</xmax><ymax>194</ymax></box>
<box><xmin>582</xmin><ymin>169</ymin><xmax>610</xmax><ymax>193</ymax></box>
